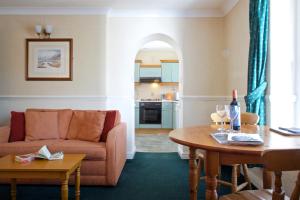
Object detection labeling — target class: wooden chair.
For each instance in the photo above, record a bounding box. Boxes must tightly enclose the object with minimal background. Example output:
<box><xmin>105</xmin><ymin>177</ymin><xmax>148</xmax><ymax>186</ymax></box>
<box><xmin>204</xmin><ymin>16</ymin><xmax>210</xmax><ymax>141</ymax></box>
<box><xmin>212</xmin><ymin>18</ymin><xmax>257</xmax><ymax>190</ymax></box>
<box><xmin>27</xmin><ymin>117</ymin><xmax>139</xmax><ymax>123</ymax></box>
<box><xmin>220</xmin><ymin>149</ymin><xmax>300</xmax><ymax>200</ymax></box>
<box><xmin>241</xmin><ymin>112</ymin><xmax>259</xmax><ymax>125</ymax></box>
<box><xmin>197</xmin><ymin>112</ymin><xmax>259</xmax><ymax>192</ymax></box>
<box><xmin>211</xmin><ymin>113</ymin><xmax>230</xmax><ymax>124</ymax></box>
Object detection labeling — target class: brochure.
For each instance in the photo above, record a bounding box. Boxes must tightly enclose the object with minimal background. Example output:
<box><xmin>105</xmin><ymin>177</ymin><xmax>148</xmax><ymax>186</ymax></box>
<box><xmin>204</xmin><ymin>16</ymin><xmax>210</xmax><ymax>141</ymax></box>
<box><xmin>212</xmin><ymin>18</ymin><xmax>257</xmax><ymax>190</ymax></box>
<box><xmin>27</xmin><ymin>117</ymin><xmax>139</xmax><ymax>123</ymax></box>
<box><xmin>278</xmin><ymin>127</ymin><xmax>300</xmax><ymax>134</ymax></box>
<box><xmin>211</xmin><ymin>132</ymin><xmax>263</xmax><ymax>146</ymax></box>
<box><xmin>15</xmin><ymin>145</ymin><xmax>64</xmax><ymax>164</ymax></box>
<box><xmin>227</xmin><ymin>133</ymin><xmax>264</xmax><ymax>145</ymax></box>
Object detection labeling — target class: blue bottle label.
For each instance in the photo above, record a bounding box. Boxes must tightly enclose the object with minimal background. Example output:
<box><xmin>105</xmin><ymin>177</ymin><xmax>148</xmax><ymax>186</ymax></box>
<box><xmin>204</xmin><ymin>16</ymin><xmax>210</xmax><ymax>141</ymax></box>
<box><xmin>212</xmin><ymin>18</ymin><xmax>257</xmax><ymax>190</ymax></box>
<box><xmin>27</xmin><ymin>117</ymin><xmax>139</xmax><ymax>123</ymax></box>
<box><xmin>230</xmin><ymin>105</ymin><xmax>241</xmax><ymax>129</ymax></box>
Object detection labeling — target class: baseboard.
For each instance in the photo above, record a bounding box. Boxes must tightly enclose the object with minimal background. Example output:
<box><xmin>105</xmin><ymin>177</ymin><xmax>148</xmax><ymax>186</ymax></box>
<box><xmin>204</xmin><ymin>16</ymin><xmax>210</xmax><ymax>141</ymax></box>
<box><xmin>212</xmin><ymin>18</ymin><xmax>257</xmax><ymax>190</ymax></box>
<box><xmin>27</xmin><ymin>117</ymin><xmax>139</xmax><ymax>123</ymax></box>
<box><xmin>177</xmin><ymin>145</ymin><xmax>189</xmax><ymax>159</ymax></box>
<box><xmin>126</xmin><ymin>147</ymin><xmax>136</xmax><ymax>159</ymax></box>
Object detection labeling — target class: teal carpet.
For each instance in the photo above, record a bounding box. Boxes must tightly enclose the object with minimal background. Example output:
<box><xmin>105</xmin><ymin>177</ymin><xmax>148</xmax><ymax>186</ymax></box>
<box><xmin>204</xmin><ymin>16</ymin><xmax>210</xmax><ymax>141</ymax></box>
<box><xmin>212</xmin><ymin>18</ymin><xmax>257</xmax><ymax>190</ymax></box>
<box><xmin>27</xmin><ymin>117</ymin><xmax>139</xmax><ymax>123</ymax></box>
<box><xmin>0</xmin><ymin>153</ymin><xmax>243</xmax><ymax>200</ymax></box>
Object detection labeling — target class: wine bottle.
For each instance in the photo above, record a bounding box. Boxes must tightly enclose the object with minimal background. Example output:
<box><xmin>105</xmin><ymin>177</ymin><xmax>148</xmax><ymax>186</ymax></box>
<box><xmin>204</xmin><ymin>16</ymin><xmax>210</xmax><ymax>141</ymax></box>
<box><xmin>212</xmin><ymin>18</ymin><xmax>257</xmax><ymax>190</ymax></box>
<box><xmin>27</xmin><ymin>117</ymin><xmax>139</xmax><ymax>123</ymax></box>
<box><xmin>230</xmin><ymin>89</ymin><xmax>241</xmax><ymax>131</ymax></box>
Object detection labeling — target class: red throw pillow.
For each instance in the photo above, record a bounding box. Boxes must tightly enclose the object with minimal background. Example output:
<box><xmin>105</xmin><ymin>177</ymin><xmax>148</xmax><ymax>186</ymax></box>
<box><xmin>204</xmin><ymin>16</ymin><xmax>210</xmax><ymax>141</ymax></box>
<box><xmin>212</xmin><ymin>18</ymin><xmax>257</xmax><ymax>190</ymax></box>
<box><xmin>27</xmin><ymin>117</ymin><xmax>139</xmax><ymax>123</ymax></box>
<box><xmin>9</xmin><ymin>111</ymin><xmax>26</xmax><ymax>142</ymax></box>
<box><xmin>100</xmin><ymin>110</ymin><xmax>121</xmax><ymax>142</ymax></box>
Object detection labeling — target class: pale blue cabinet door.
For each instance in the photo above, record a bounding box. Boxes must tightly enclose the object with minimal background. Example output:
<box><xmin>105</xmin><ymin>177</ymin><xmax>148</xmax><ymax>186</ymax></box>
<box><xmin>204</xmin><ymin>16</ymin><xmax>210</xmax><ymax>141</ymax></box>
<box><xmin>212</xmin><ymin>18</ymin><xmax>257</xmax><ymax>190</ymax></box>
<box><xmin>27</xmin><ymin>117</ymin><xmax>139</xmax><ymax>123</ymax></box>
<box><xmin>134</xmin><ymin>63</ymin><xmax>140</xmax><ymax>82</ymax></box>
<box><xmin>139</xmin><ymin>68</ymin><xmax>161</xmax><ymax>77</ymax></box>
<box><xmin>161</xmin><ymin>63</ymin><xmax>172</xmax><ymax>82</ymax></box>
<box><xmin>162</xmin><ymin>110</ymin><xmax>173</xmax><ymax>128</ymax></box>
<box><xmin>172</xmin><ymin>108</ymin><xmax>177</xmax><ymax>129</ymax></box>
<box><xmin>162</xmin><ymin>102</ymin><xmax>173</xmax><ymax>128</ymax></box>
<box><xmin>171</xmin><ymin>63</ymin><xmax>179</xmax><ymax>82</ymax></box>
<box><xmin>135</xmin><ymin>108</ymin><xmax>139</xmax><ymax>128</ymax></box>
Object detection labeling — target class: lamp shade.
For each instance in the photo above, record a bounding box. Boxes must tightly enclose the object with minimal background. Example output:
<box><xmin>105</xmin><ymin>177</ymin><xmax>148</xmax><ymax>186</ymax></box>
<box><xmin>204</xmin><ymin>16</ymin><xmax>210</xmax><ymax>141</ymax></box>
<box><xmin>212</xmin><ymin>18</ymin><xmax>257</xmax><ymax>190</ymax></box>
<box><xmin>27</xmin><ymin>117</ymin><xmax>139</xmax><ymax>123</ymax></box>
<box><xmin>45</xmin><ymin>25</ymin><xmax>53</xmax><ymax>34</ymax></box>
<box><xmin>35</xmin><ymin>25</ymin><xmax>42</xmax><ymax>34</ymax></box>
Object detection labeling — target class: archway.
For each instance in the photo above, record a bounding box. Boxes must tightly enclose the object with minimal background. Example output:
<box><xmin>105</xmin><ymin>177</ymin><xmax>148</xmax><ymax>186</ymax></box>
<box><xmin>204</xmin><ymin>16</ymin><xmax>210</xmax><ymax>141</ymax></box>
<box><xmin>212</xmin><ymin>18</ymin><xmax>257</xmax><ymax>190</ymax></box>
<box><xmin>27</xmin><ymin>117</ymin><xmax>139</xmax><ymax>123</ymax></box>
<box><xmin>133</xmin><ymin>33</ymin><xmax>183</xmax><ymax>153</ymax></box>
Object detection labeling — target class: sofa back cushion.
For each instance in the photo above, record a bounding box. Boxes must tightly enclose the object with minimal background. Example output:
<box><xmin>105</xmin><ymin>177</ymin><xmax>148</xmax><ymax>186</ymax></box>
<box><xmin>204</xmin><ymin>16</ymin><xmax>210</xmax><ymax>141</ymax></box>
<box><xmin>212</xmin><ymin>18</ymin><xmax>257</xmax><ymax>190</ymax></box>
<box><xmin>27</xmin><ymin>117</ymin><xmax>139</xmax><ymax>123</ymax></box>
<box><xmin>9</xmin><ymin>111</ymin><xmax>26</xmax><ymax>142</ymax></box>
<box><xmin>25</xmin><ymin>111</ymin><xmax>59</xmax><ymax>141</ymax></box>
<box><xmin>26</xmin><ymin>109</ymin><xmax>73</xmax><ymax>139</ymax></box>
<box><xmin>100</xmin><ymin>110</ymin><xmax>121</xmax><ymax>142</ymax></box>
<box><xmin>67</xmin><ymin>111</ymin><xmax>106</xmax><ymax>142</ymax></box>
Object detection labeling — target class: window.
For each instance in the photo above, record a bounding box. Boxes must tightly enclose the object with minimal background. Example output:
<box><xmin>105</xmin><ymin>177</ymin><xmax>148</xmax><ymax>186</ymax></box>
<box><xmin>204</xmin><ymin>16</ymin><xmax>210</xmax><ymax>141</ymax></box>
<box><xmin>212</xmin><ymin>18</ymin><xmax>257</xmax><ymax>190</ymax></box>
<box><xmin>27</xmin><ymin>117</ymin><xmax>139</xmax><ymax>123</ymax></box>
<box><xmin>270</xmin><ymin>0</ymin><xmax>297</xmax><ymax>127</ymax></box>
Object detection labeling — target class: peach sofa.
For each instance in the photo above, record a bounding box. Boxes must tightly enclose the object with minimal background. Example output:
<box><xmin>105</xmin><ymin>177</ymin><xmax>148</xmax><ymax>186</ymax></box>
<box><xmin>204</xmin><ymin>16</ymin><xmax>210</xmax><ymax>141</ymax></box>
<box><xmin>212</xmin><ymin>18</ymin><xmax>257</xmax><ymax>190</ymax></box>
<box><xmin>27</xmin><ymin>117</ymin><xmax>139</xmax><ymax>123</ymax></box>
<box><xmin>0</xmin><ymin>109</ymin><xmax>127</xmax><ymax>186</ymax></box>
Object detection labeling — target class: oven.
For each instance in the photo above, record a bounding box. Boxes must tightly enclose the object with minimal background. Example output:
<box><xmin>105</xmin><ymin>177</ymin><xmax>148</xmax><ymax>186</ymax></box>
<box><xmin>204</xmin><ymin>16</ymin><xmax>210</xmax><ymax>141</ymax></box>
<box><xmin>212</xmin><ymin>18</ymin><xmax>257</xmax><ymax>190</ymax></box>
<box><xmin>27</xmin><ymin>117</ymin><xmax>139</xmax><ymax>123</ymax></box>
<box><xmin>139</xmin><ymin>102</ymin><xmax>162</xmax><ymax>124</ymax></box>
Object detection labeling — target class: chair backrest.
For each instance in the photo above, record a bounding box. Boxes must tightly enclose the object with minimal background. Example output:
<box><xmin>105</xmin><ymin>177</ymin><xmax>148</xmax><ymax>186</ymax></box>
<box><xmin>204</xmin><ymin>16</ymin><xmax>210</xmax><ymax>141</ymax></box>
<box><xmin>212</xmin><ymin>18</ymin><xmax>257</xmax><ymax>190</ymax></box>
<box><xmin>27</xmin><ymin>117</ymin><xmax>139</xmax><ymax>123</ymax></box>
<box><xmin>210</xmin><ymin>113</ymin><xmax>230</xmax><ymax>124</ymax></box>
<box><xmin>241</xmin><ymin>112</ymin><xmax>259</xmax><ymax>125</ymax></box>
<box><xmin>263</xmin><ymin>149</ymin><xmax>300</xmax><ymax>200</ymax></box>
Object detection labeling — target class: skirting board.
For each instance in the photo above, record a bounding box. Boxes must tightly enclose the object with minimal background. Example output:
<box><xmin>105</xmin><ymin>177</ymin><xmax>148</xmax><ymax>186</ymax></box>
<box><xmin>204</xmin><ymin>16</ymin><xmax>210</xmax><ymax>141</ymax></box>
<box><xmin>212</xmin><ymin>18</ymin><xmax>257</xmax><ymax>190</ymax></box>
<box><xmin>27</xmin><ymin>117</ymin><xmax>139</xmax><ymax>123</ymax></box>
<box><xmin>126</xmin><ymin>146</ymin><xmax>136</xmax><ymax>159</ymax></box>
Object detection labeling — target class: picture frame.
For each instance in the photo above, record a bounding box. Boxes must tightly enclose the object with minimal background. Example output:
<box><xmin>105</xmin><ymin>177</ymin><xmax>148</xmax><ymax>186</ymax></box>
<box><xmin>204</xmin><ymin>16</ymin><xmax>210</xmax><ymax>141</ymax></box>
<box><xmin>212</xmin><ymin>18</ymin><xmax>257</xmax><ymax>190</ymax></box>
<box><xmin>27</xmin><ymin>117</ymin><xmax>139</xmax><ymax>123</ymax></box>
<box><xmin>26</xmin><ymin>38</ymin><xmax>73</xmax><ymax>81</ymax></box>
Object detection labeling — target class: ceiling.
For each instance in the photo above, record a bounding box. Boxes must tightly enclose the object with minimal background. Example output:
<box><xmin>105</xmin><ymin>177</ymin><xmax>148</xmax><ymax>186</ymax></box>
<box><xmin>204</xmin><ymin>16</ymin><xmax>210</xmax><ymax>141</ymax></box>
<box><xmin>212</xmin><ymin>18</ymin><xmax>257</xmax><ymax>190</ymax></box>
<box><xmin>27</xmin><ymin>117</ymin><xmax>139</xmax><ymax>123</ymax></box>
<box><xmin>0</xmin><ymin>0</ymin><xmax>239</xmax><ymax>17</ymax></box>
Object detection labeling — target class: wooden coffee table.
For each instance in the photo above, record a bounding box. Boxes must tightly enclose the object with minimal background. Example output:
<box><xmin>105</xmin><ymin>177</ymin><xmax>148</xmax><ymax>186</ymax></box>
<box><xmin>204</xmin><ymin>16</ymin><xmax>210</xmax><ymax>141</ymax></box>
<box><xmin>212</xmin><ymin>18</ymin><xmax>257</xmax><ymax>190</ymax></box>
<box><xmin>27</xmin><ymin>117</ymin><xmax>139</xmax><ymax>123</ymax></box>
<box><xmin>0</xmin><ymin>154</ymin><xmax>85</xmax><ymax>200</ymax></box>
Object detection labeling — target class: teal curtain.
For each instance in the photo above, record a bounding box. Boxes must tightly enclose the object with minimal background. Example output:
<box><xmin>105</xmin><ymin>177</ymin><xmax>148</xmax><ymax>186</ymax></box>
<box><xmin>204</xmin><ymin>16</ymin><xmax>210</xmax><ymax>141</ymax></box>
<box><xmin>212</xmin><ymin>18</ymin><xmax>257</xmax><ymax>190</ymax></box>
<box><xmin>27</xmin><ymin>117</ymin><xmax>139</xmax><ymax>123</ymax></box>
<box><xmin>244</xmin><ymin>0</ymin><xmax>269</xmax><ymax>125</ymax></box>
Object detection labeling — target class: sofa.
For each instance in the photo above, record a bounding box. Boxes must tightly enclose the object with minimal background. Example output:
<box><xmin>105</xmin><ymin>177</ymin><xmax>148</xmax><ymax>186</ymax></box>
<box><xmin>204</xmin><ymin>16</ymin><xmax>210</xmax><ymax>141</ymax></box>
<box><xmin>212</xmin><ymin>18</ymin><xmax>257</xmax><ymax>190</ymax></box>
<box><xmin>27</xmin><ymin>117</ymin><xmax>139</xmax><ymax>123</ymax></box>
<box><xmin>0</xmin><ymin>109</ymin><xmax>127</xmax><ymax>186</ymax></box>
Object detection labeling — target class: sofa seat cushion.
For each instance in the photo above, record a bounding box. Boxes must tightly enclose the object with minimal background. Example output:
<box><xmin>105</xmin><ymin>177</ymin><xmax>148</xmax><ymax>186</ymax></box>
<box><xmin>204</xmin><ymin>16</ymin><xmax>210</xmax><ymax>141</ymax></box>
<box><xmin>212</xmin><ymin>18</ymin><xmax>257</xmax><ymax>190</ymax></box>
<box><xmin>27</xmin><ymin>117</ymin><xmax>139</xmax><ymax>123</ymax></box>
<box><xmin>50</xmin><ymin>140</ymin><xmax>106</xmax><ymax>161</ymax></box>
<box><xmin>0</xmin><ymin>140</ymin><xmax>61</xmax><ymax>157</ymax></box>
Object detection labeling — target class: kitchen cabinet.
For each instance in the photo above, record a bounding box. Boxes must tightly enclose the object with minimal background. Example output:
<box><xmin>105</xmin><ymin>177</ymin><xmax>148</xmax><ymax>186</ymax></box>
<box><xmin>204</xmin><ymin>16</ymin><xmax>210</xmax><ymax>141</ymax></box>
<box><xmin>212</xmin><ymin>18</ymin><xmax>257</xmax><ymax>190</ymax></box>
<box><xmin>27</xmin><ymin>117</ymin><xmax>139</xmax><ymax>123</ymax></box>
<box><xmin>172</xmin><ymin>102</ymin><xmax>179</xmax><ymax>129</ymax></box>
<box><xmin>161</xmin><ymin>63</ymin><xmax>179</xmax><ymax>82</ymax></box>
<box><xmin>134</xmin><ymin>63</ymin><xmax>140</xmax><ymax>82</ymax></box>
<box><xmin>162</xmin><ymin>102</ymin><xmax>173</xmax><ymax>129</ymax></box>
<box><xmin>135</xmin><ymin>102</ymin><xmax>139</xmax><ymax>128</ymax></box>
<box><xmin>139</xmin><ymin>68</ymin><xmax>161</xmax><ymax>78</ymax></box>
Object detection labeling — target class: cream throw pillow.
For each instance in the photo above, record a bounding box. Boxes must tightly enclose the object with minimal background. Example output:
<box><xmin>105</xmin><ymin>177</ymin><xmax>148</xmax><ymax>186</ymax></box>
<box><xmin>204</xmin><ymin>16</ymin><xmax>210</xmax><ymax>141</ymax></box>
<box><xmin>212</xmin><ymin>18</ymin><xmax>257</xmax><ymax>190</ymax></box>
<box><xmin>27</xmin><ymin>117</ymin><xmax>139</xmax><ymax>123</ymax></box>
<box><xmin>25</xmin><ymin>111</ymin><xmax>59</xmax><ymax>141</ymax></box>
<box><xmin>67</xmin><ymin>111</ymin><xmax>106</xmax><ymax>142</ymax></box>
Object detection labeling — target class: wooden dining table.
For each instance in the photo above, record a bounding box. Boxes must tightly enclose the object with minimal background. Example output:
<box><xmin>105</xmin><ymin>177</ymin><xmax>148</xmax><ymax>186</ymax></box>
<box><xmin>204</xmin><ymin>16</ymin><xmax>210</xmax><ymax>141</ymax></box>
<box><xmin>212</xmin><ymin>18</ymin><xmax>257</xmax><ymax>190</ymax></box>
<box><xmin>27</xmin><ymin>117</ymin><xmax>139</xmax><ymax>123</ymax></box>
<box><xmin>169</xmin><ymin>125</ymin><xmax>300</xmax><ymax>200</ymax></box>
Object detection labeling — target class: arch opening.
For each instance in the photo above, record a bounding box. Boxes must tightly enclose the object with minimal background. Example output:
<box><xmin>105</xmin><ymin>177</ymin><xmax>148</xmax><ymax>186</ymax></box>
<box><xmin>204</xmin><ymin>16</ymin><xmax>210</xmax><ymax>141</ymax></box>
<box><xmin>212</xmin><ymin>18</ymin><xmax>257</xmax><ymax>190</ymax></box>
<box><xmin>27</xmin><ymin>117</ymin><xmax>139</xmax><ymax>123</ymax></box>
<box><xmin>133</xmin><ymin>33</ymin><xmax>183</xmax><ymax>153</ymax></box>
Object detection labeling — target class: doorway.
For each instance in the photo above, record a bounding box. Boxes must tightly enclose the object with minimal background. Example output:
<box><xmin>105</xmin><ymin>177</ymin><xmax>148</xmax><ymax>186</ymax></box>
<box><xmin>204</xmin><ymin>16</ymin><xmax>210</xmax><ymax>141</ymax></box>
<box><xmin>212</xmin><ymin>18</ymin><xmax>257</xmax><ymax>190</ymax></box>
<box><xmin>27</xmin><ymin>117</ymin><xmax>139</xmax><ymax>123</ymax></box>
<box><xmin>134</xmin><ymin>39</ymin><xmax>181</xmax><ymax>152</ymax></box>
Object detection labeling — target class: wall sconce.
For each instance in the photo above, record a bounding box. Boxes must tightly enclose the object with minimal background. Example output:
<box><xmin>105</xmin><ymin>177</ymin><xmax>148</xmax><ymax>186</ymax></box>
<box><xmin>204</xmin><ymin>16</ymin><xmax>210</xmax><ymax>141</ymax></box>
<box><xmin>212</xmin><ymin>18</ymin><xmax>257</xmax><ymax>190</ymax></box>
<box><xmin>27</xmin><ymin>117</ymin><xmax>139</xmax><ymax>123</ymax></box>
<box><xmin>45</xmin><ymin>25</ymin><xmax>53</xmax><ymax>38</ymax></box>
<box><xmin>35</xmin><ymin>25</ymin><xmax>53</xmax><ymax>39</ymax></box>
<box><xmin>35</xmin><ymin>25</ymin><xmax>42</xmax><ymax>38</ymax></box>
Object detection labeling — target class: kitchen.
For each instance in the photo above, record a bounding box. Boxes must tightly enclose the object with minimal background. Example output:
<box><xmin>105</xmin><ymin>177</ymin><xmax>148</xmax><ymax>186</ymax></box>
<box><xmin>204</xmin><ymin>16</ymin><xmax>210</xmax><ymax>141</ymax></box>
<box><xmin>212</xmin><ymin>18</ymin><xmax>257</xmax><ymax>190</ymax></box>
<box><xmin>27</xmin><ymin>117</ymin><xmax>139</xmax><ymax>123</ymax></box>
<box><xmin>134</xmin><ymin>41</ymin><xmax>180</xmax><ymax>152</ymax></box>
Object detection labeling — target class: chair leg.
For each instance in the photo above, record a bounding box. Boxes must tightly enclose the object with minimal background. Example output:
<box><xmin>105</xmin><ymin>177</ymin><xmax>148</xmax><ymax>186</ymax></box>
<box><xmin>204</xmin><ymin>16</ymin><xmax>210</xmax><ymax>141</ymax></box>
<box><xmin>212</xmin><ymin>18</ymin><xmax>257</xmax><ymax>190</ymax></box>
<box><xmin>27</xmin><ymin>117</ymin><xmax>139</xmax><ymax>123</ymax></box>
<box><xmin>231</xmin><ymin>165</ymin><xmax>238</xmax><ymax>193</ymax></box>
<box><xmin>242</xmin><ymin>164</ymin><xmax>252</xmax><ymax>190</ymax></box>
<box><xmin>197</xmin><ymin>158</ymin><xmax>201</xmax><ymax>187</ymax></box>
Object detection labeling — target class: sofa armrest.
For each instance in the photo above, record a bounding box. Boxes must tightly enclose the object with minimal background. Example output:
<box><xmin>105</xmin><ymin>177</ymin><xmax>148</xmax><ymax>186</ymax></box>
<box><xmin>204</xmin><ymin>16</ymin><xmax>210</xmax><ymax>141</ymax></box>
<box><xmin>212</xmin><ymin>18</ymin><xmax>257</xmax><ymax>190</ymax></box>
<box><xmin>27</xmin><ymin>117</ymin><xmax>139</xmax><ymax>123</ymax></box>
<box><xmin>0</xmin><ymin>126</ymin><xmax>10</xmax><ymax>143</ymax></box>
<box><xmin>105</xmin><ymin>122</ymin><xmax>127</xmax><ymax>185</ymax></box>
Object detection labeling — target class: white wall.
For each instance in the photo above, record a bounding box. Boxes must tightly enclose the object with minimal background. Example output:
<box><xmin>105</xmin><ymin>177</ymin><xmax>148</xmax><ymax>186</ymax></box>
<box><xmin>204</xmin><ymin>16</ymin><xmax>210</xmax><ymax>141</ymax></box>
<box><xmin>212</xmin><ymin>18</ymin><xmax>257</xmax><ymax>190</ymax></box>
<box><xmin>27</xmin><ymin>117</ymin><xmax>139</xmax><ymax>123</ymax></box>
<box><xmin>136</xmin><ymin>48</ymin><xmax>177</xmax><ymax>64</ymax></box>
<box><xmin>223</xmin><ymin>0</ymin><xmax>249</xmax><ymax>95</ymax></box>
<box><xmin>0</xmin><ymin>15</ymin><xmax>108</xmax><ymax>124</ymax></box>
<box><xmin>107</xmin><ymin>17</ymin><xmax>229</xmax><ymax>156</ymax></box>
<box><xmin>0</xmin><ymin>4</ymin><xmax>250</xmax><ymax>158</ymax></box>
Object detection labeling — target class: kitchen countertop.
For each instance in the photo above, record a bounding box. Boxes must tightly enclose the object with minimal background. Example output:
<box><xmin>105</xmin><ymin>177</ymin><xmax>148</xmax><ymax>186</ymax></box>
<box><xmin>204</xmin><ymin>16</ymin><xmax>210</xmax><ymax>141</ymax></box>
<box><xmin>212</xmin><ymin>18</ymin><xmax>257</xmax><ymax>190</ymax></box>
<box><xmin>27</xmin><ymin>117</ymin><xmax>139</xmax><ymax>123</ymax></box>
<box><xmin>135</xmin><ymin>100</ymin><xmax>179</xmax><ymax>103</ymax></box>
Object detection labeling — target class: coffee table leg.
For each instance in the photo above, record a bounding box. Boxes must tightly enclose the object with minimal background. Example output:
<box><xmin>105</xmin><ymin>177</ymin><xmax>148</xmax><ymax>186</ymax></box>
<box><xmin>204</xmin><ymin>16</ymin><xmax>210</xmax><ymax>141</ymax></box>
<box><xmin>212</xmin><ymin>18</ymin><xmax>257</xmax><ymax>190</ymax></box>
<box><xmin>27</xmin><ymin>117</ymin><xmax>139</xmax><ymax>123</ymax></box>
<box><xmin>75</xmin><ymin>166</ymin><xmax>81</xmax><ymax>200</ymax></box>
<box><xmin>61</xmin><ymin>178</ymin><xmax>69</xmax><ymax>200</ymax></box>
<box><xmin>189</xmin><ymin>147</ymin><xmax>198</xmax><ymax>200</ymax></box>
<box><xmin>11</xmin><ymin>178</ymin><xmax>16</xmax><ymax>200</ymax></box>
<box><xmin>205</xmin><ymin>151</ymin><xmax>219</xmax><ymax>200</ymax></box>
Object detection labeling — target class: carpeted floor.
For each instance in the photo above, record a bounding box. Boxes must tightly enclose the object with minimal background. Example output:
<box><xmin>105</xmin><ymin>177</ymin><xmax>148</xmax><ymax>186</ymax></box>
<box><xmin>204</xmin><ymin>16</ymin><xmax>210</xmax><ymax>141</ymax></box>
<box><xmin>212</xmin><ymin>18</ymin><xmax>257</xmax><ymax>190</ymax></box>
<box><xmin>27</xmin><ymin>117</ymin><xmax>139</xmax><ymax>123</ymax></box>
<box><xmin>0</xmin><ymin>153</ymin><xmax>243</xmax><ymax>200</ymax></box>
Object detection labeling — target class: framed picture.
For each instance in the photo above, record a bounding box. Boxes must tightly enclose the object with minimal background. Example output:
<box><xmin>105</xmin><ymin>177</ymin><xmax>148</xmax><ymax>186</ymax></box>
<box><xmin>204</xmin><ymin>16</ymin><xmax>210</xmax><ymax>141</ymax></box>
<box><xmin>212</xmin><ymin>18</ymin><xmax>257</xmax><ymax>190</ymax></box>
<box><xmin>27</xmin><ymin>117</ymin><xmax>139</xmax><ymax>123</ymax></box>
<box><xmin>26</xmin><ymin>39</ymin><xmax>73</xmax><ymax>81</ymax></box>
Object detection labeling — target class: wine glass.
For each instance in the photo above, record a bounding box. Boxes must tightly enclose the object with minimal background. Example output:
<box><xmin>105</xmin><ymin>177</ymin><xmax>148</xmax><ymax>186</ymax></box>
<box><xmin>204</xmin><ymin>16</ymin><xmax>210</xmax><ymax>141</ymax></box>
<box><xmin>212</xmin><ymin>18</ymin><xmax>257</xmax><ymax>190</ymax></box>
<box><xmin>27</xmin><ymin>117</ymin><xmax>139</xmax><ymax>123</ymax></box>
<box><xmin>216</xmin><ymin>105</ymin><xmax>227</xmax><ymax>132</ymax></box>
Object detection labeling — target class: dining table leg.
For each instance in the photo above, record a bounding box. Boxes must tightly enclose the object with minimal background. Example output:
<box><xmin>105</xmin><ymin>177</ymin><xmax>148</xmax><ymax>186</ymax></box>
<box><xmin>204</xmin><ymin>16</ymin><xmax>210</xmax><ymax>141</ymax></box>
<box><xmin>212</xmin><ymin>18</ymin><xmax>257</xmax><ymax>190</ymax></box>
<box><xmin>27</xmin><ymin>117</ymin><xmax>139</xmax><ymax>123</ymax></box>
<box><xmin>189</xmin><ymin>147</ymin><xmax>198</xmax><ymax>200</ymax></box>
<box><xmin>263</xmin><ymin>168</ymin><xmax>272</xmax><ymax>189</ymax></box>
<box><xmin>205</xmin><ymin>151</ymin><xmax>219</xmax><ymax>200</ymax></box>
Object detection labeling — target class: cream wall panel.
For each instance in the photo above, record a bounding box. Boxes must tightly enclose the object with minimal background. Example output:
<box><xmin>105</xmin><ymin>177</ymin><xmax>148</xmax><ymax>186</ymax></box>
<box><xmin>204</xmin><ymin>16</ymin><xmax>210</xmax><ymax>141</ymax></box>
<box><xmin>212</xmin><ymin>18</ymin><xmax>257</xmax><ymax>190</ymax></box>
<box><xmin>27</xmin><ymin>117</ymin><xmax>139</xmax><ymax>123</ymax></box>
<box><xmin>0</xmin><ymin>96</ymin><xmax>107</xmax><ymax>125</ymax></box>
<box><xmin>223</xmin><ymin>0</ymin><xmax>249</xmax><ymax>95</ymax></box>
<box><xmin>107</xmin><ymin>17</ymin><xmax>227</xmax><ymax>97</ymax></box>
<box><xmin>136</xmin><ymin>49</ymin><xmax>178</xmax><ymax>64</ymax></box>
<box><xmin>0</xmin><ymin>15</ymin><xmax>107</xmax><ymax>96</ymax></box>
